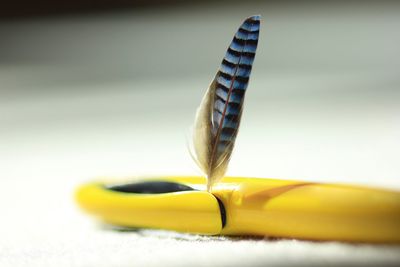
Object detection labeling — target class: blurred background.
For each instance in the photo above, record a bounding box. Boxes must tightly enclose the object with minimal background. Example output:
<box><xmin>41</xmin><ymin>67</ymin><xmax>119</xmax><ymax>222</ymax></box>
<box><xmin>1</xmin><ymin>1</ymin><xmax>400</xmax><ymax>266</ymax></box>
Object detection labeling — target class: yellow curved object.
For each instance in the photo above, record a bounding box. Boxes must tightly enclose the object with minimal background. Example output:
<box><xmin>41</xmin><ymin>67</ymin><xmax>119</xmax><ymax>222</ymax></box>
<box><xmin>75</xmin><ymin>176</ymin><xmax>400</xmax><ymax>243</ymax></box>
<box><xmin>76</xmin><ymin>182</ymin><xmax>222</xmax><ymax>234</ymax></box>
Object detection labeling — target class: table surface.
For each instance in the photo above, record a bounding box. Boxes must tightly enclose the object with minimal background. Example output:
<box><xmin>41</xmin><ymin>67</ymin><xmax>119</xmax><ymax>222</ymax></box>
<box><xmin>1</xmin><ymin>1</ymin><xmax>400</xmax><ymax>266</ymax></box>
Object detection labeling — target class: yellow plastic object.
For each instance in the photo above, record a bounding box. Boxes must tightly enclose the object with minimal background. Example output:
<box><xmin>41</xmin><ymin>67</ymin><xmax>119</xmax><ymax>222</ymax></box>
<box><xmin>75</xmin><ymin>176</ymin><xmax>400</xmax><ymax>243</ymax></box>
<box><xmin>76</xmin><ymin>182</ymin><xmax>222</xmax><ymax>234</ymax></box>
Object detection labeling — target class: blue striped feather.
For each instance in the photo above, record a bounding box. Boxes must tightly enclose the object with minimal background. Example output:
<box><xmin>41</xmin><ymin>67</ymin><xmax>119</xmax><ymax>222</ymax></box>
<box><xmin>192</xmin><ymin>15</ymin><xmax>260</xmax><ymax>191</ymax></box>
<box><xmin>211</xmin><ymin>15</ymin><xmax>260</xmax><ymax>156</ymax></box>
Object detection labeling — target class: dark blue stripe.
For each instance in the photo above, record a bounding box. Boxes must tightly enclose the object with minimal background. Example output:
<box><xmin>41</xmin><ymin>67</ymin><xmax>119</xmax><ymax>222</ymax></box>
<box><xmin>230</xmin><ymin>42</ymin><xmax>257</xmax><ymax>53</ymax></box>
<box><xmin>219</xmin><ymin>67</ymin><xmax>250</xmax><ymax>78</ymax></box>
<box><xmin>240</xmin><ymin>21</ymin><xmax>260</xmax><ymax>32</ymax></box>
<box><xmin>235</xmin><ymin>31</ymin><xmax>258</xmax><ymax>40</ymax></box>
<box><xmin>215</xmin><ymin>87</ymin><xmax>228</xmax><ymax>100</ymax></box>
<box><xmin>213</xmin><ymin>115</ymin><xmax>239</xmax><ymax>132</ymax></box>
<box><xmin>216</xmin><ymin>88</ymin><xmax>243</xmax><ymax>104</ymax></box>
<box><xmin>225</xmin><ymin>105</ymin><xmax>240</xmax><ymax>115</ymax></box>
<box><xmin>223</xmin><ymin>54</ymin><xmax>254</xmax><ymax>66</ymax></box>
<box><xmin>217</xmin><ymin>76</ymin><xmax>232</xmax><ymax>89</ymax></box>
<box><xmin>217</xmin><ymin>76</ymin><xmax>248</xmax><ymax>90</ymax></box>
<box><xmin>229</xmin><ymin>41</ymin><xmax>244</xmax><ymax>52</ymax></box>
<box><xmin>219</xmin><ymin>129</ymin><xmax>237</xmax><ymax>142</ymax></box>
<box><xmin>230</xmin><ymin>91</ymin><xmax>244</xmax><ymax>103</ymax></box>
<box><xmin>214</xmin><ymin>99</ymin><xmax>225</xmax><ymax>113</ymax></box>
<box><xmin>227</xmin><ymin>49</ymin><xmax>256</xmax><ymax>59</ymax></box>
<box><xmin>219</xmin><ymin>70</ymin><xmax>250</xmax><ymax>82</ymax></box>
<box><xmin>220</xmin><ymin>128</ymin><xmax>237</xmax><ymax>140</ymax></box>
<box><xmin>243</xmin><ymin>44</ymin><xmax>258</xmax><ymax>53</ymax></box>
<box><xmin>238</xmin><ymin>55</ymin><xmax>255</xmax><ymax>66</ymax></box>
<box><xmin>218</xmin><ymin>76</ymin><xmax>232</xmax><ymax>88</ymax></box>
<box><xmin>213</xmin><ymin>100</ymin><xmax>240</xmax><ymax>116</ymax></box>
<box><xmin>220</xmin><ymin>64</ymin><xmax>251</xmax><ymax>78</ymax></box>
<box><xmin>224</xmin><ymin>52</ymin><xmax>240</xmax><ymax>64</ymax></box>
<box><xmin>219</xmin><ymin>134</ymin><xmax>232</xmax><ymax>142</ymax></box>
<box><xmin>219</xmin><ymin>65</ymin><xmax>237</xmax><ymax>77</ymax></box>
<box><xmin>222</xmin><ymin>59</ymin><xmax>252</xmax><ymax>70</ymax></box>
<box><xmin>235</xmin><ymin>67</ymin><xmax>251</xmax><ymax>77</ymax></box>
<box><xmin>222</xmin><ymin>120</ymin><xmax>239</xmax><ymax>129</ymax></box>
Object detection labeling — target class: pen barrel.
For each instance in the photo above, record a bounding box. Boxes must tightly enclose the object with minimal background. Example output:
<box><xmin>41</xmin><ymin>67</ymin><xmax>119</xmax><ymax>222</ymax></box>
<box><xmin>76</xmin><ymin>183</ymin><xmax>223</xmax><ymax>234</ymax></box>
<box><xmin>215</xmin><ymin>180</ymin><xmax>400</xmax><ymax>243</ymax></box>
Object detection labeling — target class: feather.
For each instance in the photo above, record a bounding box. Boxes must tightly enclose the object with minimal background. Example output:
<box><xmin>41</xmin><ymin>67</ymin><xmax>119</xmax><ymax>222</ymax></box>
<box><xmin>192</xmin><ymin>15</ymin><xmax>260</xmax><ymax>192</ymax></box>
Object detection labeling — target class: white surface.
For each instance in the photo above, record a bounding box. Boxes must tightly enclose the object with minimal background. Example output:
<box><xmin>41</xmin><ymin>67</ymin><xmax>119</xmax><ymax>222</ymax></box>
<box><xmin>1</xmin><ymin>77</ymin><xmax>400</xmax><ymax>267</ymax></box>
<box><xmin>1</xmin><ymin>2</ymin><xmax>400</xmax><ymax>266</ymax></box>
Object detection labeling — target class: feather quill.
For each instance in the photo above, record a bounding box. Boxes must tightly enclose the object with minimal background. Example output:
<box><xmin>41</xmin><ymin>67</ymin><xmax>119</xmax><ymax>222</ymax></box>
<box><xmin>192</xmin><ymin>15</ymin><xmax>260</xmax><ymax>191</ymax></box>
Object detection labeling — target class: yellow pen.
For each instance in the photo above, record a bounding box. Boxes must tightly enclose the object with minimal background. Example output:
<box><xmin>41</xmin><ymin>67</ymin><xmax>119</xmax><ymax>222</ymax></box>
<box><xmin>76</xmin><ymin>176</ymin><xmax>400</xmax><ymax>243</ymax></box>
